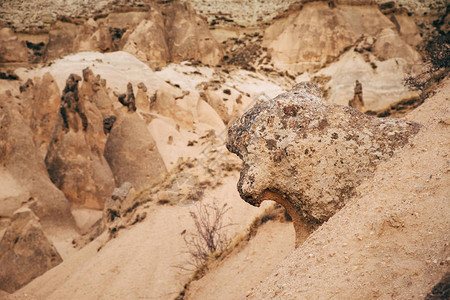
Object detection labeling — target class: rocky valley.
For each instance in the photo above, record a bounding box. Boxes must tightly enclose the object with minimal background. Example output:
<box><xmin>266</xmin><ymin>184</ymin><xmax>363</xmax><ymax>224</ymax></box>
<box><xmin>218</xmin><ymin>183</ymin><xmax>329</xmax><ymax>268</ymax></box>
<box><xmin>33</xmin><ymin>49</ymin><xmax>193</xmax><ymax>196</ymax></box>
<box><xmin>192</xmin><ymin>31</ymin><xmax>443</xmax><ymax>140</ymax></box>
<box><xmin>0</xmin><ymin>0</ymin><xmax>449</xmax><ymax>299</ymax></box>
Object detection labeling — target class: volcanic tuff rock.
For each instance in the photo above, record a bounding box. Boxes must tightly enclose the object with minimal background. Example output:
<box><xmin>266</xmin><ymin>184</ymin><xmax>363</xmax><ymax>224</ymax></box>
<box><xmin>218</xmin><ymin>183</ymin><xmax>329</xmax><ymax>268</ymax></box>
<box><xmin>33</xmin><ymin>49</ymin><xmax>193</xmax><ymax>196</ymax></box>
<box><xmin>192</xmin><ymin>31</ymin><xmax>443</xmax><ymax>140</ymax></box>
<box><xmin>104</xmin><ymin>112</ymin><xmax>167</xmax><ymax>191</ymax></box>
<box><xmin>0</xmin><ymin>93</ymin><xmax>73</xmax><ymax>225</ymax></box>
<box><xmin>227</xmin><ymin>82</ymin><xmax>421</xmax><ymax>245</ymax></box>
<box><xmin>45</xmin><ymin>72</ymin><xmax>115</xmax><ymax>209</ymax></box>
<box><xmin>2</xmin><ymin>1</ymin><xmax>223</xmax><ymax>69</ymax></box>
<box><xmin>18</xmin><ymin>72</ymin><xmax>61</xmax><ymax>158</ymax></box>
<box><xmin>0</xmin><ymin>207</ymin><xmax>62</xmax><ymax>293</ymax></box>
<box><xmin>0</xmin><ymin>28</ymin><xmax>28</xmax><ymax>63</ymax></box>
<box><xmin>263</xmin><ymin>2</ymin><xmax>422</xmax><ymax>74</ymax></box>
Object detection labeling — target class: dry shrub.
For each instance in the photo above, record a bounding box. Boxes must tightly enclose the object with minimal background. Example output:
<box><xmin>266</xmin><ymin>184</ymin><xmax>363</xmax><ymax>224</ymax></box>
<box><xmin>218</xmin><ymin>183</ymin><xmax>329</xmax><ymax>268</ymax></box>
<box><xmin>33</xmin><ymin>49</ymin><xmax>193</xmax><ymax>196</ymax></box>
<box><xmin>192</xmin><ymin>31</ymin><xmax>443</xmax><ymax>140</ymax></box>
<box><xmin>183</xmin><ymin>202</ymin><xmax>232</xmax><ymax>270</ymax></box>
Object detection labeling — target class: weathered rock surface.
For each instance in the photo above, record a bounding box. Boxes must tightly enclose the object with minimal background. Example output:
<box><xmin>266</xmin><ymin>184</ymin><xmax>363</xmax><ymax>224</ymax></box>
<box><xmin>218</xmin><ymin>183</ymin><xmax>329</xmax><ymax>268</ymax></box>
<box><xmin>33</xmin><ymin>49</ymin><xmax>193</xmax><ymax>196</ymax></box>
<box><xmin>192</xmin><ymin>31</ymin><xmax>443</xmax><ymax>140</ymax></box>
<box><xmin>246</xmin><ymin>78</ymin><xmax>450</xmax><ymax>300</ymax></box>
<box><xmin>227</xmin><ymin>82</ymin><xmax>421</xmax><ymax>244</ymax></box>
<box><xmin>163</xmin><ymin>1</ymin><xmax>223</xmax><ymax>66</ymax></box>
<box><xmin>0</xmin><ymin>207</ymin><xmax>62</xmax><ymax>293</ymax></box>
<box><xmin>0</xmin><ymin>92</ymin><xmax>73</xmax><ymax>225</ymax></box>
<box><xmin>153</xmin><ymin>86</ymin><xmax>195</xmax><ymax>129</ymax></box>
<box><xmin>260</xmin><ymin>2</ymin><xmax>425</xmax><ymax>111</ymax></box>
<box><xmin>120</xmin><ymin>12</ymin><xmax>170</xmax><ymax>69</ymax></box>
<box><xmin>0</xmin><ymin>28</ymin><xmax>28</xmax><ymax>63</ymax></box>
<box><xmin>45</xmin><ymin>73</ymin><xmax>115</xmax><ymax>209</ymax></box>
<box><xmin>311</xmin><ymin>50</ymin><xmax>420</xmax><ymax>111</ymax></box>
<box><xmin>104</xmin><ymin>112</ymin><xmax>167</xmax><ymax>191</ymax></box>
<box><xmin>0</xmin><ymin>0</ymin><xmax>445</xmax><ymax>33</ymax></box>
<box><xmin>18</xmin><ymin>72</ymin><xmax>61</xmax><ymax>158</ymax></box>
<box><xmin>26</xmin><ymin>2</ymin><xmax>223</xmax><ymax>68</ymax></box>
<box><xmin>263</xmin><ymin>2</ymin><xmax>421</xmax><ymax>74</ymax></box>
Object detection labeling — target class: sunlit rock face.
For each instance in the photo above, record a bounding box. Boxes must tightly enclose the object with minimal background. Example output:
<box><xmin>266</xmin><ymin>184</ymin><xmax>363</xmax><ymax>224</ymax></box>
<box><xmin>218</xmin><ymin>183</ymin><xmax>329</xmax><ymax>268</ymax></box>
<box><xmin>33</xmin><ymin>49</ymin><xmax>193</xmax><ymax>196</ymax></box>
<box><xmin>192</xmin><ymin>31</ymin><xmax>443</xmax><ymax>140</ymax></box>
<box><xmin>227</xmin><ymin>82</ymin><xmax>420</xmax><ymax>244</ymax></box>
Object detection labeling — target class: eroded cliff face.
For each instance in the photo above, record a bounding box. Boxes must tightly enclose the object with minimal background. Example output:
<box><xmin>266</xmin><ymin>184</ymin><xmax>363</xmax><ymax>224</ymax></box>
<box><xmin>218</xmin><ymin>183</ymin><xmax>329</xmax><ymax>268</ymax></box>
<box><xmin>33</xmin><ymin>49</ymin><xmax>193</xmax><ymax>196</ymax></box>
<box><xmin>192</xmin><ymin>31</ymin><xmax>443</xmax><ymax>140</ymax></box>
<box><xmin>0</xmin><ymin>0</ymin><xmax>446</xmax><ymax>32</ymax></box>
<box><xmin>227</xmin><ymin>82</ymin><xmax>420</xmax><ymax>244</ymax></box>
<box><xmin>0</xmin><ymin>1</ymin><xmax>223</xmax><ymax>69</ymax></box>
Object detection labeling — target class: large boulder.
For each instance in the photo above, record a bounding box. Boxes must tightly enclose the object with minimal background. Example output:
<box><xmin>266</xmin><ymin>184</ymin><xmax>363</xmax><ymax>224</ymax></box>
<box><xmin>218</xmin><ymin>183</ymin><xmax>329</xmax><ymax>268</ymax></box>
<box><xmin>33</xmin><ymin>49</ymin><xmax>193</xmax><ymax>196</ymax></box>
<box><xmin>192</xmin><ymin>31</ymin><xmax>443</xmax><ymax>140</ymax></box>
<box><xmin>104</xmin><ymin>112</ymin><xmax>167</xmax><ymax>191</ymax></box>
<box><xmin>227</xmin><ymin>82</ymin><xmax>420</xmax><ymax>245</ymax></box>
<box><xmin>0</xmin><ymin>207</ymin><xmax>62</xmax><ymax>293</ymax></box>
<box><xmin>0</xmin><ymin>92</ymin><xmax>73</xmax><ymax>225</ymax></box>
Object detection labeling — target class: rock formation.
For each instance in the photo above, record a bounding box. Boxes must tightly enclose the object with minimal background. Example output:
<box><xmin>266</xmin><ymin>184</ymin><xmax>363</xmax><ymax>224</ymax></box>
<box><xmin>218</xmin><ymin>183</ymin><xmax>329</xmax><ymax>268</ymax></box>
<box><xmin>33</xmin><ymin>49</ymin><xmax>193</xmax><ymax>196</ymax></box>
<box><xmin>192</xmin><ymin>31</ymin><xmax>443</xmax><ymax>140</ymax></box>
<box><xmin>0</xmin><ymin>207</ymin><xmax>62</xmax><ymax>293</ymax></box>
<box><xmin>263</xmin><ymin>2</ymin><xmax>423</xmax><ymax>111</ymax></box>
<box><xmin>263</xmin><ymin>2</ymin><xmax>421</xmax><ymax>74</ymax></box>
<box><xmin>18</xmin><ymin>72</ymin><xmax>61</xmax><ymax>158</ymax></box>
<box><xmin>120</xmin><ymin>11</ymin><xmax>170</xmax><ymax>69</ymax></box>
<box><xmin>104</xmin><ymin>112</ymin><xmax>167</xmax><ymax>191</ymax></box>
<box><xmin>135</xmin><ymin>82</ymin><xmax>149</xmax><ymax>111</ymax></box>
<box><xmin>45</xmin><ymin>73</ymin><xmax>115</xmax><ymax>209</ymax></box>
<box><xmin>38</xmin><ymin>2</ymin><xmax>223</xmax><ymax>68</ymax></box>
<box><xmin>162</xmin><ymin>1</ymin><xmax>223</xmax><ymax>66</ymax></box>
<box><xmin>227</xmin><ymin>82</ymin><xmax>421</xmax><ymax>245</ymax></box>
<box><xmin>116</xmin><ymin>82</ymin><xmax>137</xmax><ymax>112</ymax></box>
<box><xmin>0</xmin><ymin>28</ymin><xmax>28</xmax><ymax>64</ymax></box>
<box><xmin>0</xmin><ymin>92</ymin><xmax>73</xmax><ymax>225</ymax></box>
<box><xmin>152</xmin><ymin>86</ymin><xmax>195</xmax><ymax>129</ymax></box>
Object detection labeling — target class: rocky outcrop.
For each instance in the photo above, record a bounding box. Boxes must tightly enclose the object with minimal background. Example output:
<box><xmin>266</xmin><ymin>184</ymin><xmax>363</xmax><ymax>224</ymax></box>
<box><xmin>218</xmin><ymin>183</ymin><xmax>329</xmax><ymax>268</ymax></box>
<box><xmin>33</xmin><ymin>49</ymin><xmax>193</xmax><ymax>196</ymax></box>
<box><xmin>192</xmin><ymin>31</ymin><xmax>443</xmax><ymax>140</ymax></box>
<box><xmin>0</xmin><ymin>92</ymin><xmax>73</xmax><ymax>225</ymax></box>
<box><xmin>263</xmin><ymin>2</ymin><xmax>421</xmax><ymax>74</ymax></box>
<box><xmin>152</xmin><ymin>86</ymin><xmax>195</xmax><ymax>129</ymax></box>
<box><xmin>163</xmin><ymin>1</ymin><xmax>223</xmax><ymax>66</ymax></box>
<box><xmin>45</xmin><ymin>73</ymin><xmax>115</xmax><ymax>209</ymax></box>
<box><xmin>0</xmin><ymin>207</ymin><xmax>62</xmax><ymax>293</ymax></box>
<box><xmin>104</xmin><ymin>112</ymin><xmax>167</xmax><ymax>191</ymax></box>
<box><xmin>120</xmin><ymin>11</ymin><xmax>170</xmax><ymax>69</ymax></box>
<box><xmin>311</xmin><ymin>49</ymin><xmax>420</xmax><ymax>111</ymax></box>
<box><xmin>263</xmin><ymin>2</ymin><xmax>424</xmax><ymax>110</ymax></box>
<box><xmin>227</xmin><ymin>82</ymin><xmax>421</xmax><ymax>245</ymax></box>
<box><xmin>39</xmin><ymin>2</ymin><xmax>222</xmax><ymax>68</ymax></box>
<box><xmin>0</xmin><ymin>28</ymin><xmax>29</xmax><ymax>63</ymax></box>
<box><xmin>18</xmin><ymin>72</ymin><xmax>61</xmax><ymax>158</ymax></box>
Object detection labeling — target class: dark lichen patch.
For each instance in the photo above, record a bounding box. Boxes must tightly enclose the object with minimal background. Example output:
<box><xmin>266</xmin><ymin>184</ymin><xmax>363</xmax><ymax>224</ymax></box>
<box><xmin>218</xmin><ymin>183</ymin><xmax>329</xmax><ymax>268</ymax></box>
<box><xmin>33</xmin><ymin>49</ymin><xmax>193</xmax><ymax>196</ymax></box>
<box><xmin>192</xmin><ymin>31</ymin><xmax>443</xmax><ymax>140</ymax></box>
<box><xmin>283</xmin><ymin>104</ymin><xmax>300</xmax><ymax>117</ymax></box>
<box><xmin>318</xmin><ymin>118</ymin><xmax>329</xmax><ymax>130</ymax></box>
<box><xmin>331</xmin><ymin>132</ymin><xmax>338</xmax><ymax>139</ymax></box>
<box><xmin>265</xmin><ymin>139</ymin><xmax>277</xmax><ymax>150</ymax></box>
<box><xmin>272</xmin><ymin>148</ymin><xmax>287</xmax><ymax>163</ymax></box>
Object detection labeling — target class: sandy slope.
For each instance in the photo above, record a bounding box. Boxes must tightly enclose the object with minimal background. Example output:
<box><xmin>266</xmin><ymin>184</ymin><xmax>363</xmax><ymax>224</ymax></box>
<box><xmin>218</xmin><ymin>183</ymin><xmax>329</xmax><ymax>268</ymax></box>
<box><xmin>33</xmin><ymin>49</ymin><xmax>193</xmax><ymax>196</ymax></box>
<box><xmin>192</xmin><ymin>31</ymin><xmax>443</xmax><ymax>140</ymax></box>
<box><xmin>186</xmin><ymin>221</ymin><xmax>295</xmax><ymax>300</ymax></box>
<box><xmin>248</xmin><ymin>78</ymin><xmax>450</xmax><ymax>299</ymax></box>
<box><xmin>5</xmin><ymin>174</ymin><xmax>274</xmax><ymax>300</ymax></box>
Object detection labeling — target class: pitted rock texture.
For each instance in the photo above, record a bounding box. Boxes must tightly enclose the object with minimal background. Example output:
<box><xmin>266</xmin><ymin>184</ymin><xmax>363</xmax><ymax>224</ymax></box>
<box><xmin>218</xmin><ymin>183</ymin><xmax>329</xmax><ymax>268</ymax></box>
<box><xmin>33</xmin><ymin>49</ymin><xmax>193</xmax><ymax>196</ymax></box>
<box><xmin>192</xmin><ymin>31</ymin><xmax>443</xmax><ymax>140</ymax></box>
<box><xmin>227</xmin><ymin>82</ymin><xmax>420</xmax><ymax>243</ymax></box>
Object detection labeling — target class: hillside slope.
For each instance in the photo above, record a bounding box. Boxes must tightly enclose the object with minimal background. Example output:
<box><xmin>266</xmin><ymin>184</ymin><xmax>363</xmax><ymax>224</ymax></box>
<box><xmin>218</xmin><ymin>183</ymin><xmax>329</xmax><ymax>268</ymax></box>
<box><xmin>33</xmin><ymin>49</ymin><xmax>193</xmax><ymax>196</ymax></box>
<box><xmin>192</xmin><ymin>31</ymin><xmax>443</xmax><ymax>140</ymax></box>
<box><xmin>248</xmin><ymin>78</ymin><xmax>450</xmax><ymax>299</ymax></box>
